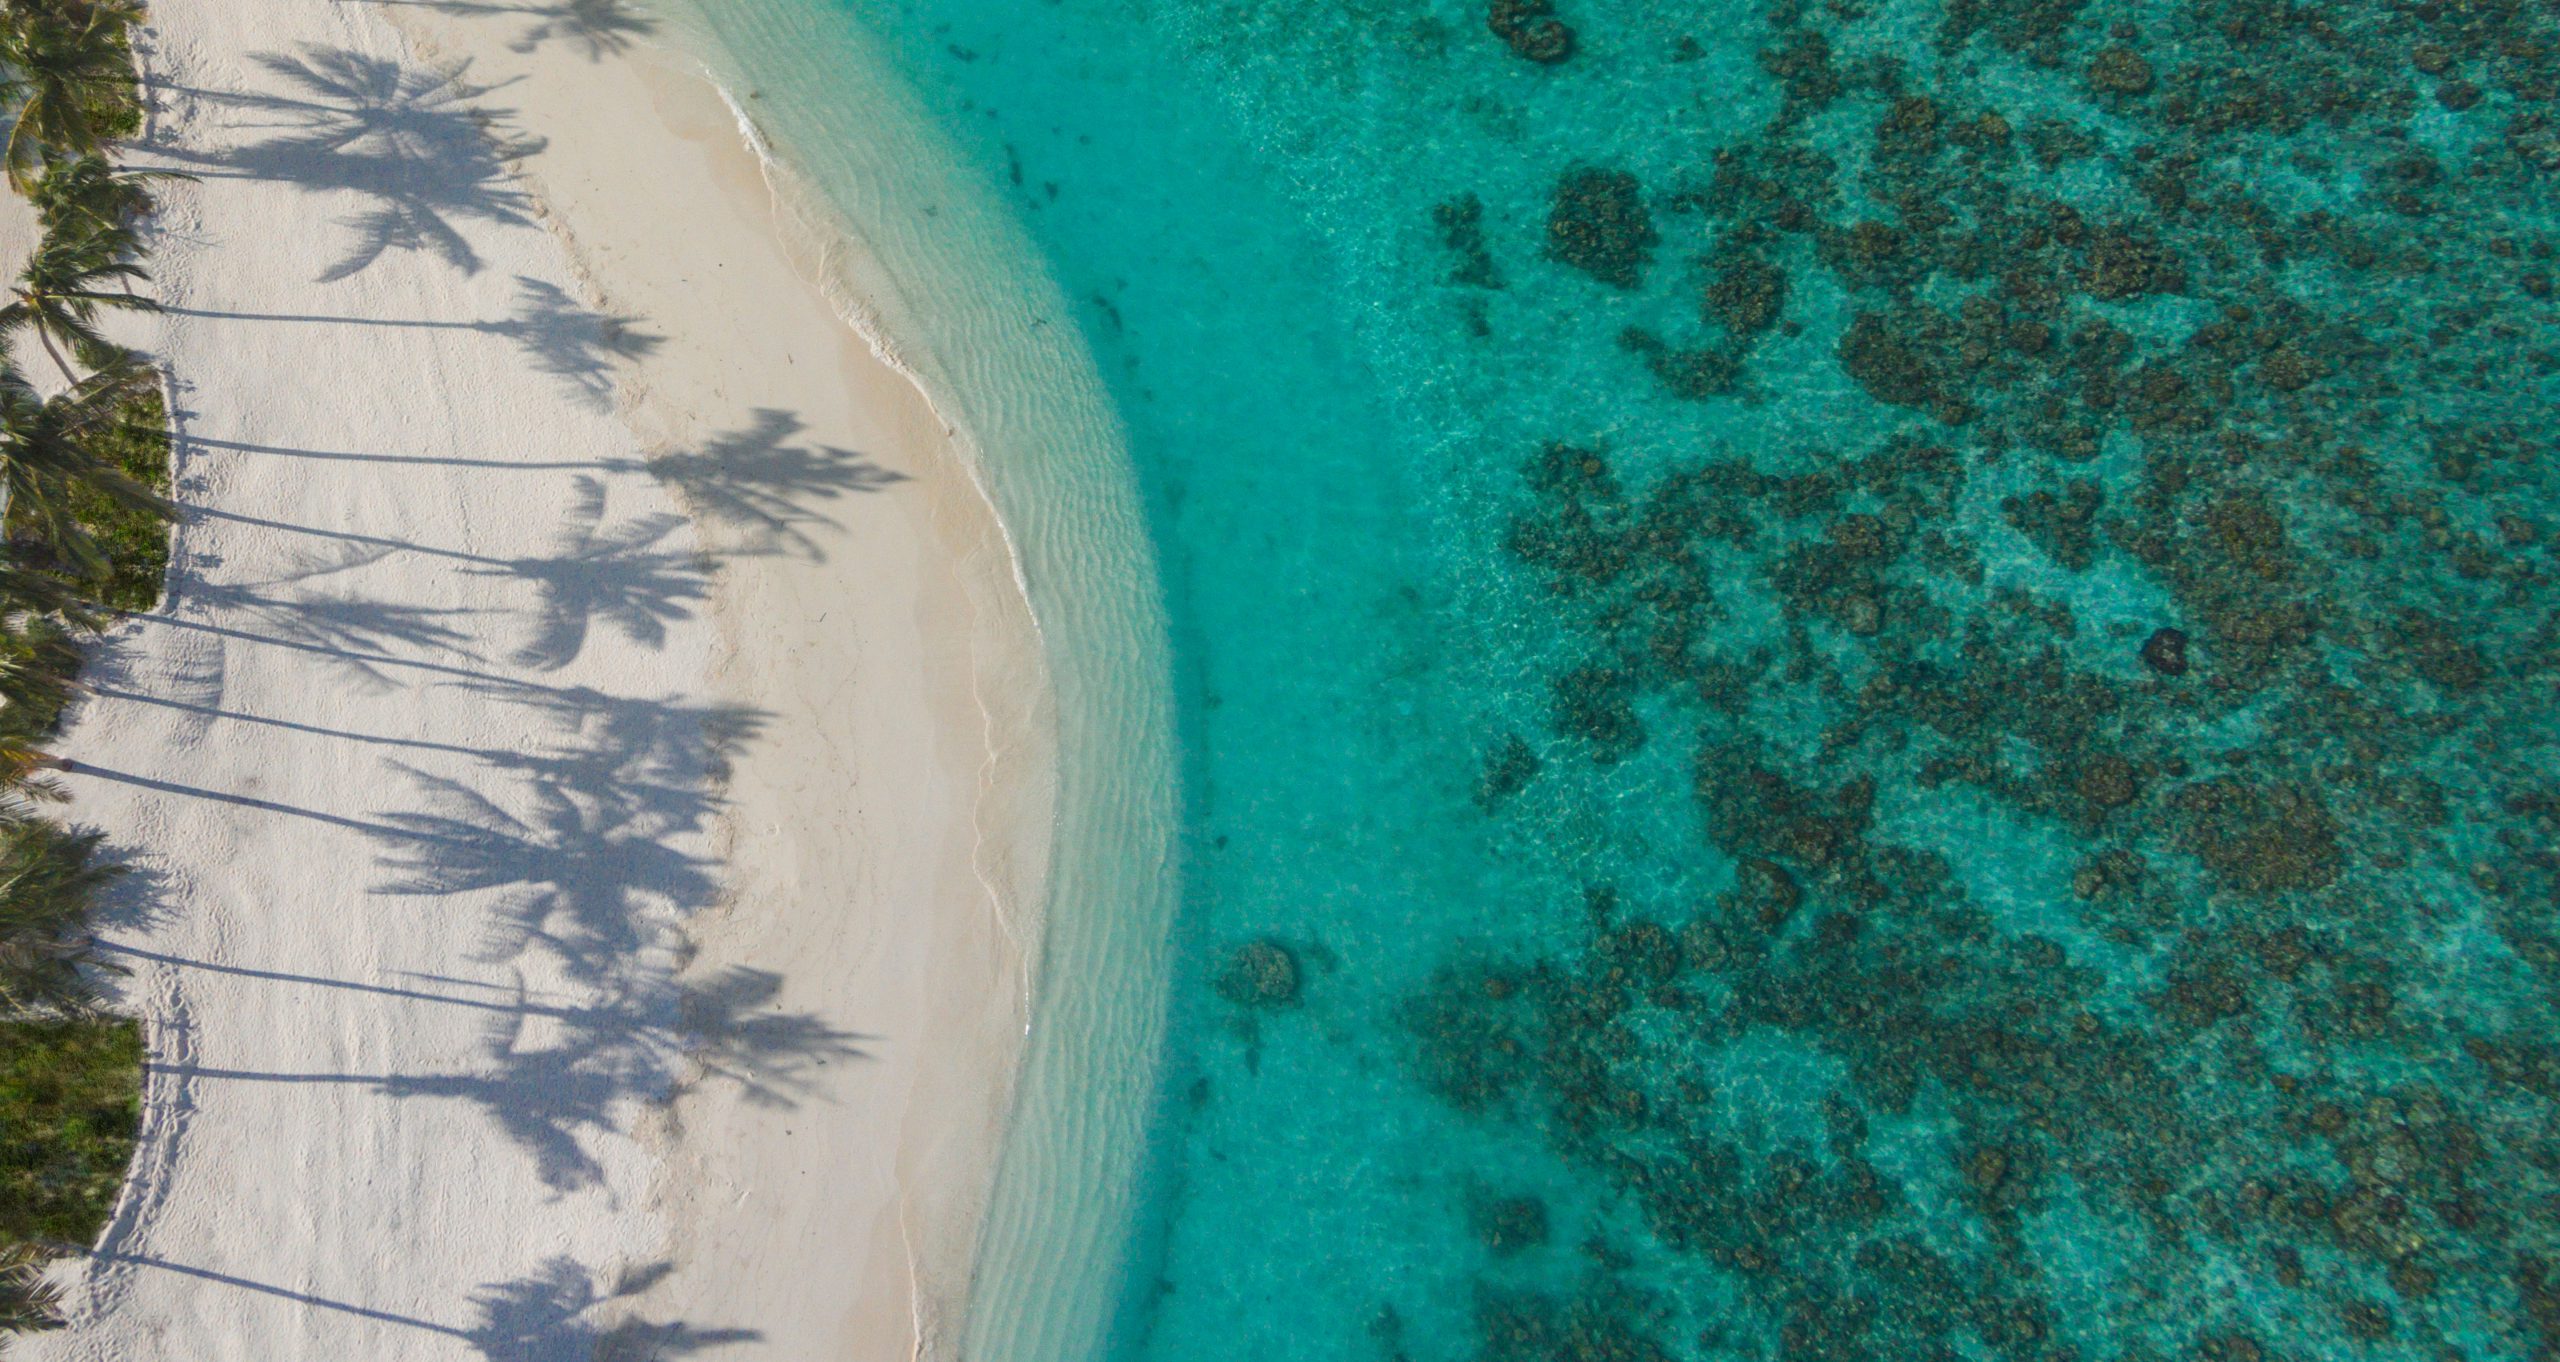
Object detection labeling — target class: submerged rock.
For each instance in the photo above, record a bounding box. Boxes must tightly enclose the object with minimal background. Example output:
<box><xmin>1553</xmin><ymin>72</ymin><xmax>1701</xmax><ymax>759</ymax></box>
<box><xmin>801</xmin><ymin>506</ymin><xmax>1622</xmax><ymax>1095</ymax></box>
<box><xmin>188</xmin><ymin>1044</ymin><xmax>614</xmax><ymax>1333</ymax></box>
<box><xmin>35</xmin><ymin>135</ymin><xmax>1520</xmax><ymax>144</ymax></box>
<box><xmin>1474</xmin><ymin>1282</ymin><xmax>1675</xmax><ymax>1362</ymax></box>
<box><xmin>1552</xmin><ymin>662</ymin><xmax>1646</xmax><ymax>763</ymax></box>
<box><xmin>2141</xmin><ymin>626</ymin><xmax>2191</xmax><ymax>675</ymax></box>
<box><xmin>1215</xmin><ymin>939</ymin><xmax>1302</xmax><ymax>1008</ymax></box>
<box><xmin>1487</xmin><ymin>0</ymin><xmax>1575</xmax><ymax>64</ymax></box>
<box><xmin>1620</xmin><ymin>327</ymin><xmax>1741</xmax><ymax>399</ymax></box>
<box><xmin>1837</xmin><ymin>309</ymin><xmax>1968</xmax><ymax>420</ymax></box>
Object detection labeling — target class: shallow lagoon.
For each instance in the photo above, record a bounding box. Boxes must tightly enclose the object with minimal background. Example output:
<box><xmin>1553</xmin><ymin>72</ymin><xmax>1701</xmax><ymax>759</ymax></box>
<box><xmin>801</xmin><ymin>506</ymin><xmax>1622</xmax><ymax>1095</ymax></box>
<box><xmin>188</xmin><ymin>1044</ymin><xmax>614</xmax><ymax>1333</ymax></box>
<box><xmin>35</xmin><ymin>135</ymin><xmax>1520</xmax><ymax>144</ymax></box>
<box><xmin>708</xmin><ymin>2</ymin><xmax>2560</xmax><ymax>1358</ymax></box>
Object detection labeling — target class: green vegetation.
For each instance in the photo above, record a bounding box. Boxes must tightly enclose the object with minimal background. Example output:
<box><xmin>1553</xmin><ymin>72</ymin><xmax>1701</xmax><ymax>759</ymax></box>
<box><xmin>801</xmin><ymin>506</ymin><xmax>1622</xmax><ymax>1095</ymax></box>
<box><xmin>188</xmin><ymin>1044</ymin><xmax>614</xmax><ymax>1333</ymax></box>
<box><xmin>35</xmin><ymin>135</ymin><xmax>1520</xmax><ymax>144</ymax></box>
<box><xmin>0</xmin><ymin>1019</ymin><xmax>139</xmax><ymax>1242</ymax></box>
<box><xmin>0</xmin><ymin>819</ymin><xmax>118</xmax><ymax>1013</ymax></box>
<box><xmin>0</xmin><ymin>0</ymin><xmax>144</xmax><ymax>189</ymax></box>
<box><xmin>14</xmin><ymin>386</ymin><xmax>166</xmax><ymax>611</ymax></box>
<box><xmin>0</xmin><ymin>1018</ymin><xmax>139</xmax><ymax>1329</ymax></box>
<box><xmin>0</xmin><ymin>0</ymin><xmax>177</xmax><ymax>1333</ymax></box>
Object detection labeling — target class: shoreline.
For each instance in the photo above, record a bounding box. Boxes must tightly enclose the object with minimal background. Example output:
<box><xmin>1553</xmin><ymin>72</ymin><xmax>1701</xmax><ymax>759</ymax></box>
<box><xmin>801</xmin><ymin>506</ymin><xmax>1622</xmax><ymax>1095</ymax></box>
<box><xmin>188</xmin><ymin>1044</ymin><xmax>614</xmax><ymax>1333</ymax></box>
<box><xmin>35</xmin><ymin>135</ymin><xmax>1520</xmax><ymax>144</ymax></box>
<box><xmin>21</xmin><ymin>0</ymin><xmax>1118</xmax><ymax>1354</ymax></box>
<box><xmin>629</xmin><ymin>6</ymin><xmax>1186</xmax><ymax>1358</ymax></box>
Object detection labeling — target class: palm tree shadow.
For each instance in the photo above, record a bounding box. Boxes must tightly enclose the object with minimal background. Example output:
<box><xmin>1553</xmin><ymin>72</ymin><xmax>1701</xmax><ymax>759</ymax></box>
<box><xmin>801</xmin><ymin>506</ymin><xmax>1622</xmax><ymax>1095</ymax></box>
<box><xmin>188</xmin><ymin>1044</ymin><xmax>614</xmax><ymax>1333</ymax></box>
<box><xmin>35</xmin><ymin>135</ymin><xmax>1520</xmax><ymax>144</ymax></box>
<box><xmin>343</xmin><ymin>673</ymin><xmax>866</xmax><ymax>1184</ymax></box>
<box><xmin>129</xmin><ymin>952</ymin><xmax>859</xmax><ymax>1193</ymax></box>
<box><xmin>381</xmin><ymin>1014</ymin><xmax>641</xmax><ymax>1191</ymax></box>
<box><xmin>369</xmin><ymin>758</ymin><xmax>714</xmax><ymax>982</ymax></box>
<box><xmin>176</xmin><ymin>475</ymin><xmax>717</xmax><ymax>683</ymax></box>
<box><xmin>368</xmin><ymin>679</ymin><xmax>745</xmax><ymax>983</ymax></box>
<box><xmin>163</xmin><ymin>275</ymin><xmax>661</xmax><ymax>411</ymax></box>
<box><xmin>358</xmin><ymin>0</ymin><xmax>658</xmax><ymax>63</ymax></box>
<box><xmin>497</xmin><ymin>276</ymin><xmax>661</xmax><ymax>410</ymax></box>
<box><xmin>507</xmin><ymin>0</ymin><xmax>658</xmax><ymax>63</ymax></box>
<box><xmin>89</xmin><ymin>1252</ymin><xmax>755</xmax><ymax>1359</ymax></box>
<box><xmin>680</xmin><ymin>966</ymin><xmax>871</xmax><ymax>1109</ymax></box>
<box><xmin>479</xmin><ymin>475</ymin><xmax>710</xmax><ymax>672</ymax></box>
<box><xmin>464</xmin><ymin>682</ymin><xmax>765</xmax><ymax>827</ymax></box>
<box><xmin>429</xmin><ymin>969</ymin><xmax>861</xmax><ymax>1190</ymax></box>
<box><xmin>650</xmin><ymin>408</ymin><xmax>906</xmax><ymax>560</ymax></box>
<box><xmin>483</xmin><ymin>680</ymin><xmax>767</xmax><ymax>762</ymax></box>
<box><xmin>180</xmin><ymin>575</ymin><xmax>481</xmax><ymax>694</ymax></box>
<box><xmin>161</xmin><ymin>46</ymin><xmax>542</xmax><ymax>281</ymax></box>
<box><xmin>474</xmin><ymin>1257</ymin><xmax>757</xmax><ymax>1362</ymax></box>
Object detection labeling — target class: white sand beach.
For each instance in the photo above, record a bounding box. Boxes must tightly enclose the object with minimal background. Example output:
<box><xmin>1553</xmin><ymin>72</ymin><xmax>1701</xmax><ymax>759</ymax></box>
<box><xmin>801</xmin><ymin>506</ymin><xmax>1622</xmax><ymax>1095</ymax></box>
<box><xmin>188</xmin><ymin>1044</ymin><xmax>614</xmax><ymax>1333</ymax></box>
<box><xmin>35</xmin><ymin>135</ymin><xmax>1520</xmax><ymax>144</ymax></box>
<box><xmin>15</xmin><ymin>0</ymin><xmax>1061</xmax><ymax>1356</ymax></box>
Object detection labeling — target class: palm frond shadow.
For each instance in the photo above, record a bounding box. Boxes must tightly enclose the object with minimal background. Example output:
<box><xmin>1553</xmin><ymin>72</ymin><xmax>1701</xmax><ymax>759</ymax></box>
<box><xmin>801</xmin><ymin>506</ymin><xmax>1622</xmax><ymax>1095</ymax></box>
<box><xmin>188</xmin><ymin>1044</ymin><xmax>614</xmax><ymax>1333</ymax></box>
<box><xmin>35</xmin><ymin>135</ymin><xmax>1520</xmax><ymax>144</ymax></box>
<box><xmin>473</xmin><ymin>475</ymin><xmax>710</xmax><ymax>672</ymax></box>
<box><xmin>368</xmin><ymin>758</ymin><xmax>711</xmax><ymax>984</ymax></box>
<box><xmin>648</xmin><ymin>408</ymin><xmax>906</xmax><ymax>560</ymax></box>
<box><xmin>112</xmin><ymin>936</ymin><xmax>860</xmax><ymax>1193</ymax></box>
<box><xmin>347</xmin><ymin>675</ymin><xmax>853</xmax><ymax>1184</ymax></box>
<box><xmin>179</xmin><ymin>474</ymin><xmax>708</xmax><ymax>677</ymax></box>
<box><xmin>505</xmin><ymin>0</ymin><xmax>657</xmax><ymax>63</ymax></box>
<box><xmin>358</xmin><ymin>0</ymin><xmax>658</xmax><ymax>64</ymax></box>
<box><xmin>499</xmin><ymin>277</ymin><xmax>660</xmax><ymax>410</ymax></box>
<box><xmin>460</xmin><ymin>679</ymin><xmax>766</xmax><ymax>814</ymax></box>
<box><xmin>364</xmin><ymin>679</ymin><xmax>754</xmax><ymax>986</ymax></box>
<box><xmin>476</xmin><ymin>1257</ymin><xmax>758</xmax><ymax>1362</ymax></box>
<box><xmin>158</xmin><ymin>46</ymin><xmax>541</xmax><ymax>281</ymax></box>
<box><xmin>678</xmin><ymin>966</ymin><xmax>871</xmax><ymax>1110</ymax></box>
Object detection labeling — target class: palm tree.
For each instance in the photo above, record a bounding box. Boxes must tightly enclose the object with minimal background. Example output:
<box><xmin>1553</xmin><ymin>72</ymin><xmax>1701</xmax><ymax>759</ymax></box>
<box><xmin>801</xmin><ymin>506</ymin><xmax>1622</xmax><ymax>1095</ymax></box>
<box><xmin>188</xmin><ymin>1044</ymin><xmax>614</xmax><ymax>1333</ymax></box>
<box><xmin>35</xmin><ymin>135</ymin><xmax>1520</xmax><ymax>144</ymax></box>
<box><xmin>28</xmin><ymin>152</ymin><xmax>176</xmax><ymax>233</ymax></box>
<box><xmin>0</xmin><ymin>726</ymin><xmax>70</xmax><ymax>818</ymax></box>
<box><xmin>0</xmin><ymin>354</ymin><xmax>164</xmax><ymax>576</ymax></box>
<box><xmin>0</xmin><ymin>597</ymin><xmax>87</xmax><ymax>759</ymax></box>
<box><xmin>0</xmin><ymin>0</ymin><xmax>142</xmax><ymax>190</ymax></box>
<box><xmin>0</xmin><ymin>747</ymin><xmax>71</xmax><ymax>824</ymax></box>
<box><xmin>0</xmin><ymin>216</ymin><xmax>154</xmax><ymax>384</ymax></box>
<box><xmin>1</xmin><ymin>1244</ymin><xmax>67</xmax><ymax>1332</ymax></box>
<box><xmin>0</xmin><ymin>552</ymin><xmax>95</xmax><ymax>623</ymax></box>
<box><xmin>41</xmin><ymin>0</ymin><xmax>150</xmax><ymax>29</ymax></box>
<box><xmin>0</xmin><ymin>816</ymin><xmax>118</xmax><ymax>1012</ymax></box>
<box><xmin>0</xmin><ymin>555</ymin><xmax>92</xmax><ymax>822</ymax></box>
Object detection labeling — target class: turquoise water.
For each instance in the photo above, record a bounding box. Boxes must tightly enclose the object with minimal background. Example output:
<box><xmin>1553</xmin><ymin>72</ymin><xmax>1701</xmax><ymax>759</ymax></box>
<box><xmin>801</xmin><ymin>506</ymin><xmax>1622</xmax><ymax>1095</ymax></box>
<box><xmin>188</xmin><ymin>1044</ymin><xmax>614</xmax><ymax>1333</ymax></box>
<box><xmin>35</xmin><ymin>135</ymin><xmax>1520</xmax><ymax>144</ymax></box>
<box><xmin>684</xmin><ymin>2</ymin><xmax>2560</xmax><ymax>1359</ymax></box>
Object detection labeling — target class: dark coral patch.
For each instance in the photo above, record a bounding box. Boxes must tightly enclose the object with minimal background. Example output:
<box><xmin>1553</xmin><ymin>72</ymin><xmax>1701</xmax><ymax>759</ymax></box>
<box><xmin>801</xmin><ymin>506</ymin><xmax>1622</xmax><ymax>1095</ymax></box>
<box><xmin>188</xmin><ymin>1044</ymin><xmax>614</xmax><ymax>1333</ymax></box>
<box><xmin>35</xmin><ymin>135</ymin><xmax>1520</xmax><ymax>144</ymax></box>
<box><xmin>1487</xmin><ymin>0</ymin><xmax>1575</xmax><ymax>64</ymax></box>
<box><xmin>1215</xmin><ymin>939</ymin><xmax>1304</xmax><ymax>1008</ymax></box>
<box><xmin>1547</xmin><ymin>168</ymin><xmax>1657</xmax><ymax>289</ymax></box>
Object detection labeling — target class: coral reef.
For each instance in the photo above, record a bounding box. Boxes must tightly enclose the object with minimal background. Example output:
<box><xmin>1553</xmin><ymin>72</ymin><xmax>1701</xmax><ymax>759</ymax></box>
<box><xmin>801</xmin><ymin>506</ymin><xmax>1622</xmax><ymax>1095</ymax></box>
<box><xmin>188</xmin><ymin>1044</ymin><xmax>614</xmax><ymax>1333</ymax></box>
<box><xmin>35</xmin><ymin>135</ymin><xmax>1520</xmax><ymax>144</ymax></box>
<box><xmin>1397</xmin><ymin>0</ymin><xmax>2560</xmax><ymax>1355</ymax></box>
<box><xmin>1487</xmin><ymin>0</ymin><xmax>1576</xmax><ymax>65</ymax></box>
<box><xmin>1546</xmin><ymin>168</ymin><xmax>1656</xmax><ymax>289</ymax></box>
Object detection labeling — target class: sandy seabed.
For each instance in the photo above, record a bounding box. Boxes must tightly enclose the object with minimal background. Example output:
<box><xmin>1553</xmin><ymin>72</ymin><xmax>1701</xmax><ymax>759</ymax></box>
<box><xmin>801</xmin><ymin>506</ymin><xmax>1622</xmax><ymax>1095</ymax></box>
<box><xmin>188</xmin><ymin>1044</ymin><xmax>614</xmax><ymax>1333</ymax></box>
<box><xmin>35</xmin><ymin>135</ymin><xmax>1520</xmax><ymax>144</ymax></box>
<box><xmin>15</xmin><ymin>0</ymin><xmax>1058</xmax><ymax>1356</ymax></box>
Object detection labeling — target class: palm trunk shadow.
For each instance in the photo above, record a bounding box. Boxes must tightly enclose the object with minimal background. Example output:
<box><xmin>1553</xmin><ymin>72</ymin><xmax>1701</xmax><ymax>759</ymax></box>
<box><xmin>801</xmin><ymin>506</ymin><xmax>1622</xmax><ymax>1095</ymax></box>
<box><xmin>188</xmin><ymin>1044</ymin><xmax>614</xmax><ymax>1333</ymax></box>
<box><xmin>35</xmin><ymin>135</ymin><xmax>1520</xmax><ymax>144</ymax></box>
<box><xmin>91</xmin><ymin>1251</ymin><xmax>760</xmax><ymax>1360</ymax></box>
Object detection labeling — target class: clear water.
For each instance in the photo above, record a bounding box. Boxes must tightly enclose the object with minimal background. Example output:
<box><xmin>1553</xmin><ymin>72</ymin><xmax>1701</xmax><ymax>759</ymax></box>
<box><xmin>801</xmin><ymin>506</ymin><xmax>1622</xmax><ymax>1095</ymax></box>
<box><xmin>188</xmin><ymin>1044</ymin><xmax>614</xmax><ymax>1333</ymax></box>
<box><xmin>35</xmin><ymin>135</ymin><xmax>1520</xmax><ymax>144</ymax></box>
<box><xmin>674</xmin><ymin>2</ymin><xmax>2560</xmax><ymax>1360</ymax></box>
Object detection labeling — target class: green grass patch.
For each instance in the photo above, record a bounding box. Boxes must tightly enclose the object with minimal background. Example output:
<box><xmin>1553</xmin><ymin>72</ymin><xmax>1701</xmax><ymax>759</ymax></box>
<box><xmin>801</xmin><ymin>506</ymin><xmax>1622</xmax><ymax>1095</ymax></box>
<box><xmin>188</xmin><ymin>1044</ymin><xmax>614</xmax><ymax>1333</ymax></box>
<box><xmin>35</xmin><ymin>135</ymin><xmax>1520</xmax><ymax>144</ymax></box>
<box><xmin>60</xmin><ymin>387</ymin><xmax>172</xmax><ymax>613</ymax></box>
<box><xmin>0</xmin><ymin>1018</ymin><xmax>139</xmax><ymax>1243</ymax></box>
<box><xmin>0</xmin><ymin>1018</ymin><xmax>140</xmax><ymax>1329</ymax></box>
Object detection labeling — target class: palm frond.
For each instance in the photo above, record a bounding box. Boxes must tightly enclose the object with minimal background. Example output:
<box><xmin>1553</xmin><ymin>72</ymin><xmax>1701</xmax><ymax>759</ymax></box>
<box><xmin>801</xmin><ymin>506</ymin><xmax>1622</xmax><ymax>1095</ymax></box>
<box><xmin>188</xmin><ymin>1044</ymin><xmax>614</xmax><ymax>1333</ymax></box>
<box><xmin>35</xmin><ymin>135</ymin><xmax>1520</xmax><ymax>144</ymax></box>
<box><xmin>0</xmin><ymin>2</ymin><xmax>140</xmax><ymax>187</ymax></box>
<box><xmin>0</xmin><ymin>817</ymin><xmax>119</xmax><ymax>1013</ymax></box>
<box><xmin>28</xmin><ymin>153</ymin><xmax>183</xmax><ymax>234</ymax></box>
